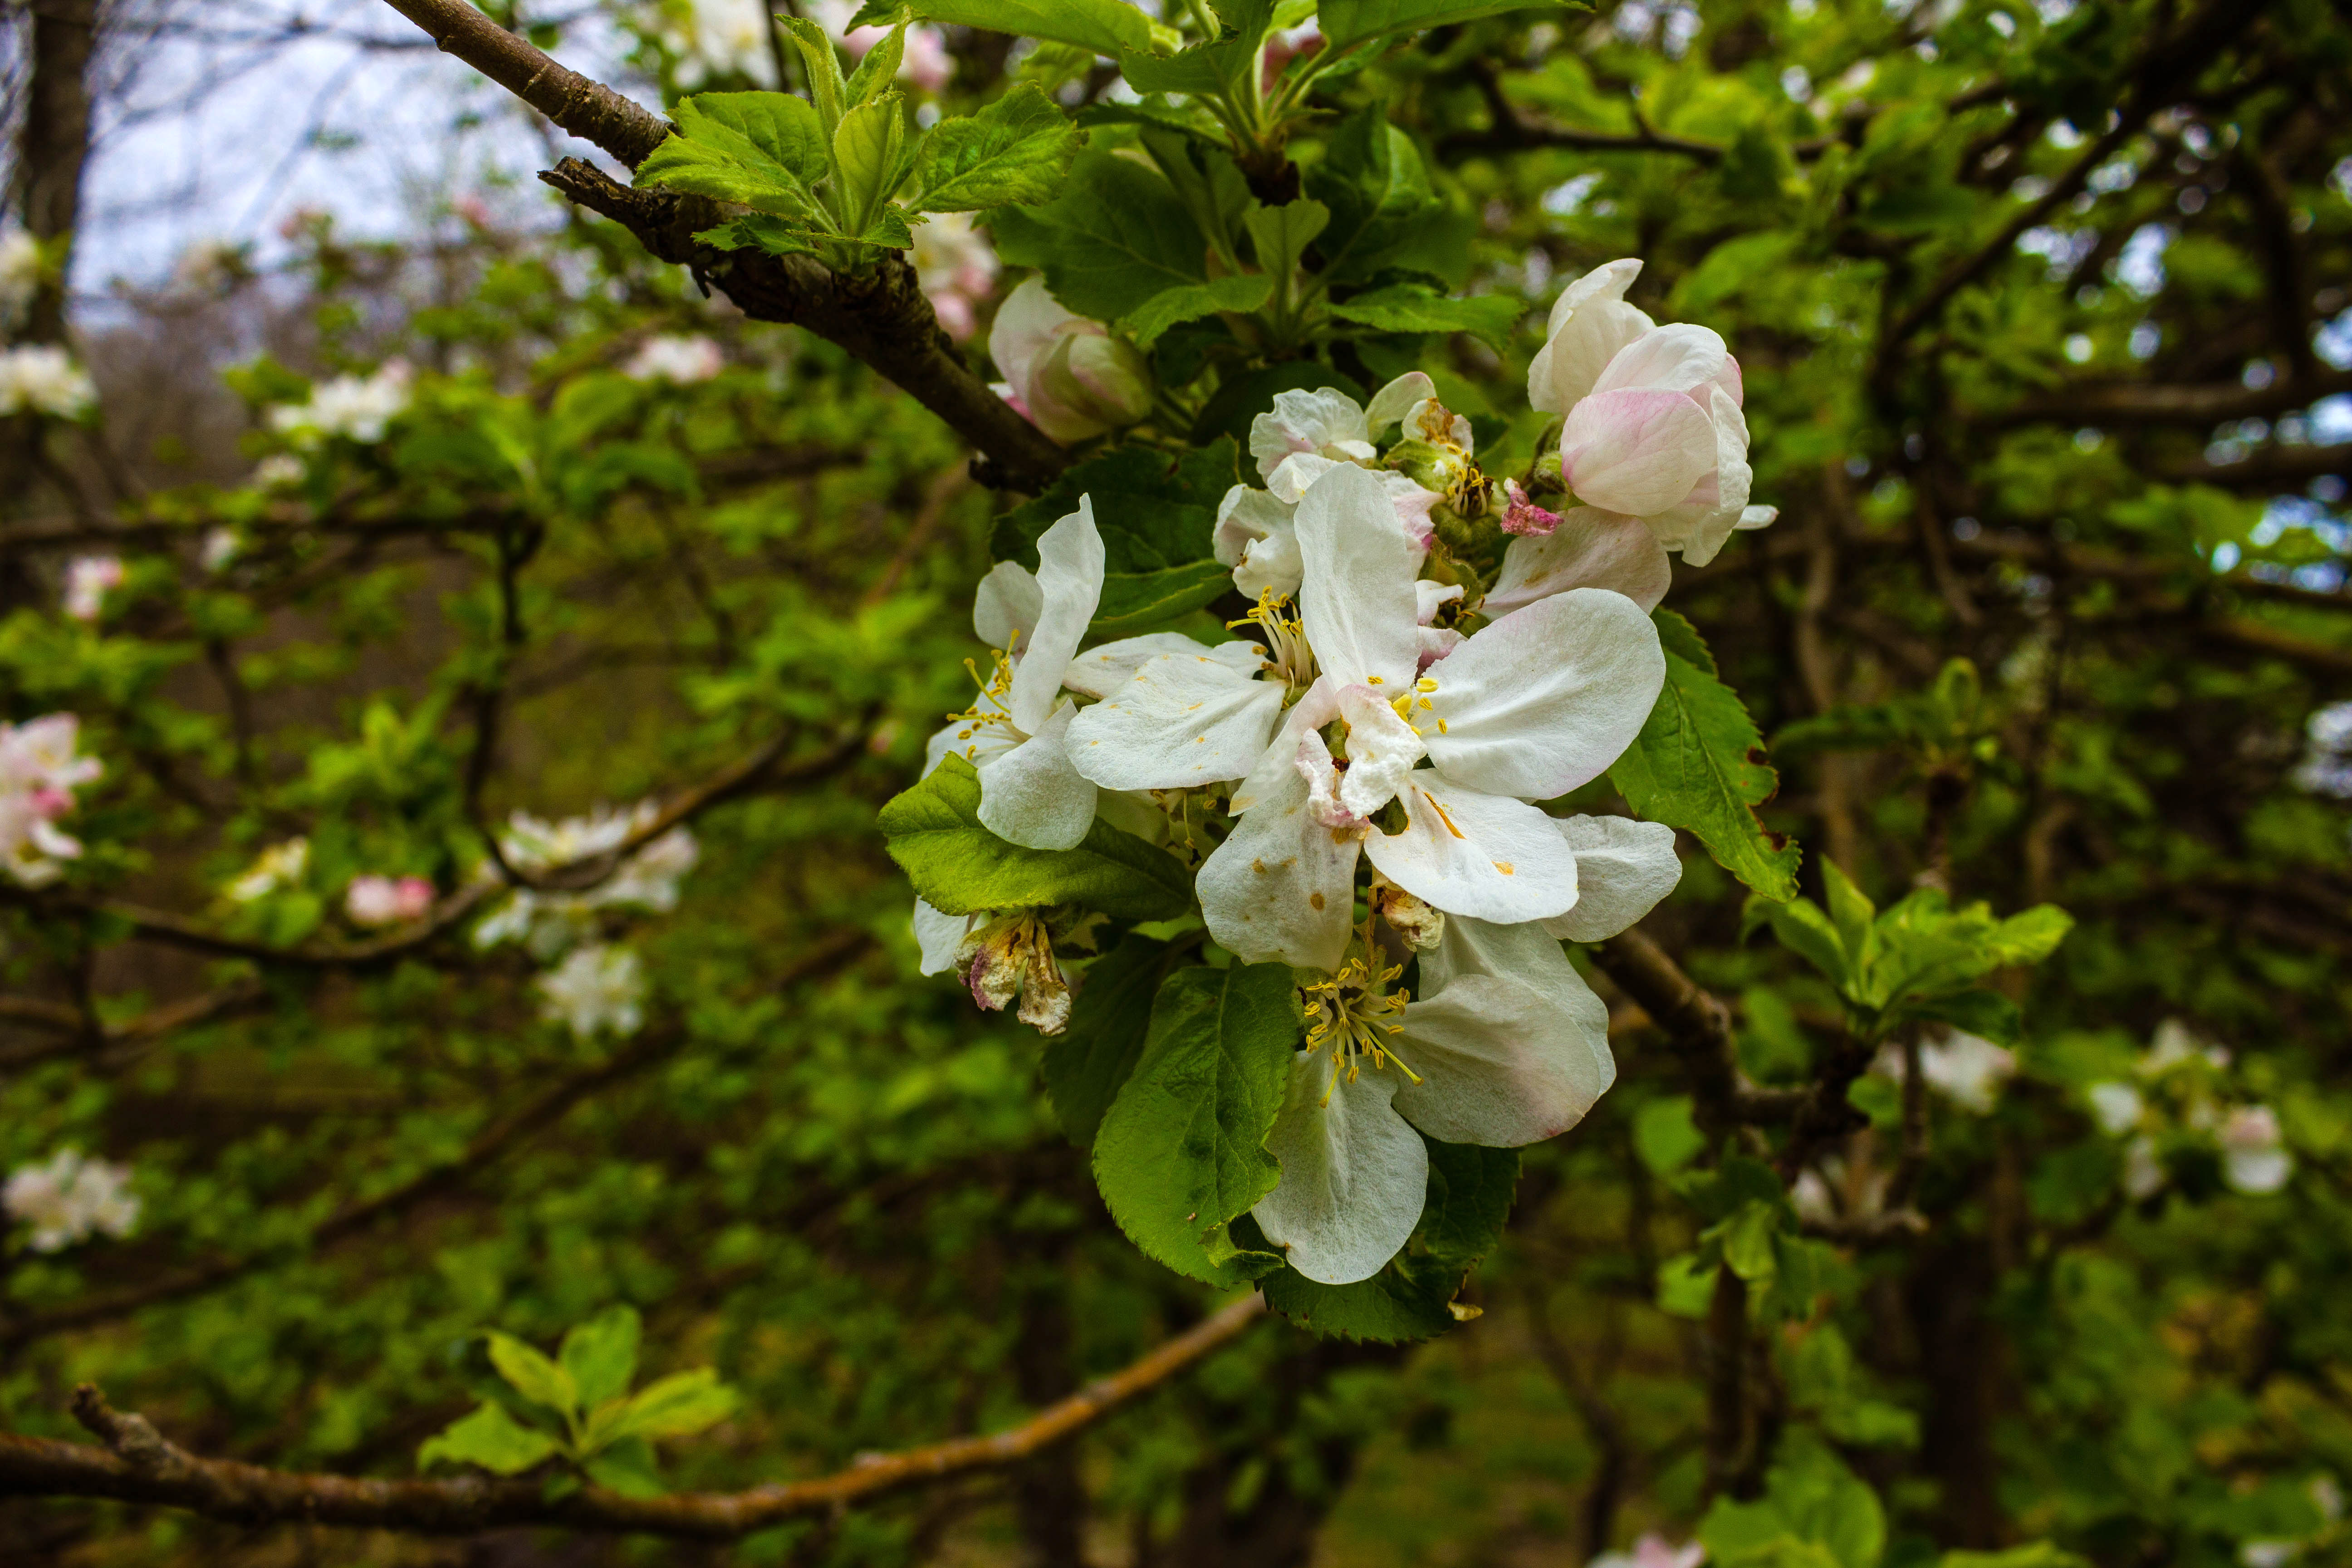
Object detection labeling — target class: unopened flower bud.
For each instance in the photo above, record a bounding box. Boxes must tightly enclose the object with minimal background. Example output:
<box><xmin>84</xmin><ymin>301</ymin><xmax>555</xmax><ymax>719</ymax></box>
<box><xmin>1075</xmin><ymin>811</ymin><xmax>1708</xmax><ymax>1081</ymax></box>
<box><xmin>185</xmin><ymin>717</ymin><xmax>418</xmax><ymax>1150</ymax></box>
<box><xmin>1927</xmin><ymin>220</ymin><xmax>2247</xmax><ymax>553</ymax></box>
<box><xmin>1372</xmin><ymin>882</ymin><xmax>1445</xmax><ymax>951</ymax></box>
<box><xmin>1036</xmin><ymin>332</ymin><xmax>1153</xmax><ymax>435</ymax></box>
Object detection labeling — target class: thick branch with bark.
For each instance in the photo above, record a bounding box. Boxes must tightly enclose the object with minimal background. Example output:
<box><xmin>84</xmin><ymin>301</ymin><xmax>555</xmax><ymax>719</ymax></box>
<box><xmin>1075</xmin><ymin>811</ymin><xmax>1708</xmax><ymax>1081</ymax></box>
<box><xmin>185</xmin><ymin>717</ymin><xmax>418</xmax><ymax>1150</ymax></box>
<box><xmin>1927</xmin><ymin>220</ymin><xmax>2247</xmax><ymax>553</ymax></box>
<box><xmin>372</xmin><ymin>0</ymin><xmax>1071</xmax><ymax>491</ymax></box>
<box><xmin>0</xmin><ymin>1296</ymin><xmax>1268</xmax><ymax>1538</ymax></box>
<box><xmin>1589</xmin><ymin>928</ymin><xmax>1803</xmax><ymax>1134</ymax></box>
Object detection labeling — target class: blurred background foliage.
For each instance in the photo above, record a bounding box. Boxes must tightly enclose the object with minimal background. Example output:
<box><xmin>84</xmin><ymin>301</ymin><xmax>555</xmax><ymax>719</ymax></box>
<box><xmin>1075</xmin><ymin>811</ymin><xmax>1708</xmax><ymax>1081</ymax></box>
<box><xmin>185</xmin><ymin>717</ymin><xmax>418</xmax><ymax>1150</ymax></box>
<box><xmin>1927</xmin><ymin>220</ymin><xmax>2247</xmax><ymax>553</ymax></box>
<box><xmin>2</xmin><ymin>0</ymin><xmax>2351</xmax><ymax>1564</ymax></box>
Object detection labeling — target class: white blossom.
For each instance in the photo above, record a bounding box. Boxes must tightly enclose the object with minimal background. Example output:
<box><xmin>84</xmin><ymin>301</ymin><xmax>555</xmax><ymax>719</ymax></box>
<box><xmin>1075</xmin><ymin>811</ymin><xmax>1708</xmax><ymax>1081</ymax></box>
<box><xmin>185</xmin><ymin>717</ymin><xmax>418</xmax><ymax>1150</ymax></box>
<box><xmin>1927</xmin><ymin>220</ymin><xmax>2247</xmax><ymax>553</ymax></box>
<box><xmin>623</xmin><ymin>334</ymin><xmax>724</xmax><ymax>384</ymax></box>
<box><xmin>225</xmin><ymin>837</ymin><xmax>309</xmax><ymax>902</ymax></box>
<box><xmin>270</xmin><ymin>361</ymin><xmax>412</xmax><ymax>446</ymax></box>
<box><xmin>1872</xmin><ymin>1028</ymin><xmax>2015</xmax><ymax>1113</ymax></box>
<box><xmin>2086</xmin><ymin>1080</ymin><xmax>2144</xmax><ymax>1135</ymax></box>
<box><xmin>2122</xmin><ymin>1135</ymin><xmax>2166</xmax><ymax>1199</ymax></box>
<box><xmin>474</xmin><ymin>800</ymin><xmax>700</xmax><ymax>951</ymax></box>
<box><xmin>804</xmin><ymin>0</ymin><xmax>954</xmax><ymax>90</ymax></box>
<box><xmin>345</xmin><ymin>874</ymin><xmax>433</xmax><ymax>927</ymax></box>
<box><xmin>923</xmin><ymin>499</ymin><xmax>1105</xmax><ymax>851</ymax></box>
<box><xmin>251</xmin><ymin>454</ymin><xmax>306</xmax><ymax>490</ymax></box>
<box><xmin>0</xmin><ymin>230</ymin><xmax>41</xmax><ymax>324</ymax></box>
<box><xmin>536</xmin><ymin>944</ymin><xmax>647</xmax><ymax>1039</ymax></box>
<box><xmin>1592</xmin><ymin>1534</ymin><xmax>1707</xmax><ymax>1568</ymax></box>
<box><xmin>2220</xmin><ymin>1104</ymin><xmax>2292</xmax><ymax>1194</ymax></box>
<box><xmin>912</xmin><ymin>212</ymin><xmax>999</xmax><ymax>343</ymax></box>
<box><xmin>200</xmin><ymin>527</ymin><xmax>243</xmax><ymax>572</ymax></box>
<box><xmin>63</xmin><ymin>554</ymin><xmax>122</xmax><ymax>622</ymax></box>
<box><xmin>4</xmin><ymin>1149</ymin><xmax>139</xmax><ymax>1252</ymax></box>
<box><xmin>2141</xmin><ymin>1017</ymin><xmax>2230</xmax><ymax>1074</ymax></box>
<box><xmin>660</xmin><ymin>0</ymin><xmax>779</xmax><ymax>86</ymax></box>
<box><xmin>0</xmin><ymin>343</ymin><xmax>96</xmax><ymax>418</ymax></box>
<box><xmin>0</xmin><ymin>713</ymin><xmax>102</xmax><ymax>886</ymax></box>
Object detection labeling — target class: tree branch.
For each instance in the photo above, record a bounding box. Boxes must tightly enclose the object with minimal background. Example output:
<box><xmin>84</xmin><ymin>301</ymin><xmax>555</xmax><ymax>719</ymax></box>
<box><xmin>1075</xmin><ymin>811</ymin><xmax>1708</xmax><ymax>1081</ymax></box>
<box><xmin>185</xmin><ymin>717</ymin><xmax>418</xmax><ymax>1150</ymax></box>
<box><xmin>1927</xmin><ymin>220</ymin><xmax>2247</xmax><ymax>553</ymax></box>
<box><xmin>1588</xmin><ymin>928</ymin><xmax>1803</xmax><ymax>1134</ymax></box>
<box><xmin>0</xmin><ymin>1296</ymin><xmax>1269</xmax><ymax>1538</ymax></box>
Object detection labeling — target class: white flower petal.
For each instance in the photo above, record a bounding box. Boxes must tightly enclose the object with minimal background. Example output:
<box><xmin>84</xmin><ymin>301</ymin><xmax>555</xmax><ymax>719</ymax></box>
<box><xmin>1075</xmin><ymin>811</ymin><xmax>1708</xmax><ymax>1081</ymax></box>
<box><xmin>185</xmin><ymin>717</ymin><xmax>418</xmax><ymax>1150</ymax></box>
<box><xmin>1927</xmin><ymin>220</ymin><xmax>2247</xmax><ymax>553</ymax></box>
<box><xmin>925</xmin><ymin>716</ymin><xmax>1021</xmax><ymax>776</ymax></box>
<box><xmin>1422</xmin><ymin>588</ymin><xmax>1665</xmax><ymax>800</ymax></box>
<box><xmin>1228</xmin><ymin>681</ymin><xmax>1339</xmax><ymax>814</ymax></box>
<box><xmin>913</xmin><ymin>898</ymin><xmax>971</xmax><ymax>975</ymax></box>
<box><xmin>1415</xmin><ymin>581</ymin><xmax>1464</xmax><ymax>625</ymax></box>
<box><xmin>1543</xmin><ymin>816</ymin><xmax>1681</xmax><ymax>941</ymax></box>
<box><xmin>975</xmin><ymin>701</ymin><xmax>1098</xmax><ymax>850</ymax></box>
<box><xmin>1064</xmin><ymin>632</ymin><xmax>1256</xmax><ymax>700</ymax></box>
<box><xmin>1009</xmin><ymin>497</ymin><xmax>1106</xmax><ymax>734</ymax></box>
<box><xmin>987</xmin><ymin>275</ymin><xmax>1070</xmax><ymax>388</ymax></box>
<box><xmin>1392</xmin><ymin>969</ymin><xmax>1614</xmax><ymax>1146</ymax></box>
<box><xmin>1215</xmin><ymin>485</ymin><xmax>1295</xmax><ymax>566</ymax></box>
<box><xmin>1737</xmin><ymin>504</ymin><xmax>1779</xmax><ymax>530</ymax></box>
<box><xmin>1065</xmin><ymin>651</ymin><xmax>1286</xmax><ymax>789</ymax></box>
<box><xmin>1333</xmin><ymin>683</ymin><xmax>1427</xmax><ymax>819</ymax></box>
<box><xmin>1485</xmin><ymin>508</ymin><xmax>1673</xmax><ymax>617</ymax></box>
<box><xmin>973</xmin><ymin>559</ymin><xmax>1042</xmax><ymax>651</ymax></box>
<box><xmin>1560</xmin><ymin>388</ymin><xmax>1717</xmax><ymax>517</ymax></box>
<box><xmin>1676</xmin><ymin>387</ymin><xmax>1754</xmax><ymax>568</ymax></box>
<box><xmin>1528</xmin><ymin>259</ymin><xmax>1654</xmax><ymax>413</ymax></box>
<box><xmin>1251</xmin><ymin>387</ymin><xmax>1372</xmax><ymax>479</ymax></box>
<box><xmin>1592</xmin><ymin>322</ymin><xmax>1732</xmax><ymax>398</ymax></box>
<box><xmin>1295</xmin><ymin>463</ymin><xmax>1421</xmax><ymax>691</ymax></box>
<box><xmin>1253</xmin><ymin>1053</ymin><xmax>1428</xmax><ymax>1285</ymax></box>
<box><xmin>1363</xmin><ymin>371</ymin><xmax>1436</xmax><ymax>436</ymax></box>
<box><xmin>1363</xmin><ymin>775</ymin><xmax>1582</xmax><ymax>924</ymax></box>
<box><xmin>1197</xmin><ymin>760</ymin><xmax>1359</xmax><ymax>970</ymax></box>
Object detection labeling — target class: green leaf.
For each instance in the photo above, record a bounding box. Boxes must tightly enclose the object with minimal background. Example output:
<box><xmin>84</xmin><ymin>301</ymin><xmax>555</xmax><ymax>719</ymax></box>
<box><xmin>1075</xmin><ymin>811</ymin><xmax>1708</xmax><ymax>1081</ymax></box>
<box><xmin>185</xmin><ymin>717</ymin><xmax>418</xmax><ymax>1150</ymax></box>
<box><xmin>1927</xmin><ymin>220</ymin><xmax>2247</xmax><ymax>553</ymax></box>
<box><xmin>694</xmin><ymin>215</ymin><xmax>823</xmax><ymax>257</ymax></box>
<box><xmin>913</xmin><ymin>83</ymin><xmax>1083</xmax><ymax>212</ymax></box>
<box><xmin>1092</xmin><ymin>963</ymin><xmax>1301</xmax><ymax>1285</ymax></box>
<box><xmin>879</xmin><ymin>754</ymin><xmax>1193</xmax><ymax>921</ymax></box>
<box><xmin>1119</xmin><ymin>274</ymin><xmax>1274</xmax><ymax>349</ymax></box>
<box><xmin>1609</xmin><ymin>609</ymin><xmax>1801</xmax><ymax>902</ymax></box>
<box><xmin>582</xmin><ymin>1436</ymin><xmax>666</xmax><ymax>1497</ymax></box>
<box><xmin>1258</xmin><ymin>1139</ymin><xmax>1520</xmax><ymax>1341</ymax></box>
<box><xmin>1745</xmin><ymin>893</ymin><xmax>1852</xmax><ymax>991</ymax></box>
<box><xmin>777</xmin><ymin>15</ymin><xmax>849</xmax><ymax>139</ymax></box>
<box><xmin>855</xmin><ymin>0</ymin><xmax>1158</xmax><ymax>59</ymax></box>
<box><xmin>1656</xmin><ymin>1251</ymin><xmax>1716</xmax><ymax>1318</ymax></box>
<box><xmin>1043</xmin><ymin>934</ymin><xmax>1173</xmax><ymax>1147</ymax></box>
<box><xmin>992</xmin><ymin>438</ymin><xmax>1238</xmax><ymax>572</ymax></box>
<box><xmin>1240</xmin><ymin>198</ymin><xmax>1328</xmax><ymax>285</ymax></box>
<box><xmin>1714</xmin><ymin>1199</ymin><xmax>1782</xmax><ymax>1282</ymax></box>
<box><xmin>844</xmin><ymin>22</ymin><xmax>906</xmax><ymax>105</ymax></box>
<box><xmin>1700</xmin><ymin>1433</ymin><xmax>1887</xmax><ymax>1568</ymax></box>
<box><xmin>486</xmin><ymin>1331</ymin><xmax>578</xmax><ymax>1418</ymax></box>
<box><xmin>559</xmin><ymin>1306</ymin><xmax>641</xmax><ymax>1411</ymax></box>
<box><xmin>1633</xmin><ymin>1095</ymin><xmax>1707</xmax><ymax>1176</ymax></box>
<box><xmin>987</xmin><ymin>148</ymin><xmax>1205</xmax><ymax>320</ymax></box>
<box><xmin>1307</xmin><ymin>106</ymin><xmax>1441</xmax><ymax>283</ymax></box>
<box><xmin>1118</xmin><ymin>39</ymin><xmax>1257</xmax><ymax>98</ymax></box>
<box><xmin>1821</xmin><ymin>861</ymin><xmax>1877</xmax><ymax>967</ymax></box>
<box><xmin>417</xmin><ymin>1401</ymin><xmax>561</xmax><ymax>1475</ymax></box>
<box><xmin>1091</xmin><ymin>559</ymin><xmax>1238</xmax><ymax>637</ymax></box>
<box><xmin>604</xmin><ymin>1368</ymin><xmax>741</xmax><ymax>1442</ymax></box>
<box><xmin>1324</xmin><ymin>284</ymin><xmax>1520</xmax><ymax>348</ymax></box>
<box><xmin>1188</xmin><ymin>362</ymin><xmax>1365</xmax><ymax>448</ymax></box>
<box><xmin>636</xmin><ymin>93</ymin><xmax>830</xmax><ymax>221</ymax></box>
<box><xmin>1317</xmin><ymin>0</ymin><xmax>1569</xmax><ymax>50</ymax></box>
<box><xmin>1906</xmin><ymin>988</ymin><xmax>2023</xmax><ymax>1044</ymax></box>
<box><xmin>833</xmin><ymin>94</ymin><xmax>909</xmax><ymax>230</ymax></box>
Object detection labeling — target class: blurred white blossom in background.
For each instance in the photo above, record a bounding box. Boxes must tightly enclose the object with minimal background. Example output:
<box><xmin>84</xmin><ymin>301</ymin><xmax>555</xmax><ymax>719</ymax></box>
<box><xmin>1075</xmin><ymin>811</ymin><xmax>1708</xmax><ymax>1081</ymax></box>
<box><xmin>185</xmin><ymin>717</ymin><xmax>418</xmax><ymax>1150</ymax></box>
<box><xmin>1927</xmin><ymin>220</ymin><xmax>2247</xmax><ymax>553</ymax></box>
<box><xmin>537</xmin><ymin>943</ymin><xmax>647</xmax><ymax>1039</ymax></box>
<box><xmin>3</xmin><ymin>1149</ymin><xmax>139</xmax><ymax>1252</ymax></box>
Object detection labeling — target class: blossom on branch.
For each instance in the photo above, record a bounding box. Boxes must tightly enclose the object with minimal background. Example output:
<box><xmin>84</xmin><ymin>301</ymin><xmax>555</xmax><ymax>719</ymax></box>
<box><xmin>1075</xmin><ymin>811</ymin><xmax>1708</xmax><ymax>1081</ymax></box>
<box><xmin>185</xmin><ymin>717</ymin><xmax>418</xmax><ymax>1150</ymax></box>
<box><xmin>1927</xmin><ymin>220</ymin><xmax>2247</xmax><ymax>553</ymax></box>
<box><xmin>63</xmin><ymin>555</ymin><xmax>122</xmax><ymax>622</ymax></box>
<box><xmin>345</xmin><ymin>874</ymin><xmax>434</xmax><ymax>928</ymax></box>
<box><xmin>0</xmin><ymin>713</ymin><xmax>102</xmax><ymax>886</ymax></box>
<box><xmin>623</xmin><ymin>334</ymin><xmax>725</xmax><ymax>384</ymax></box>
<box><xmin>988</xmin><ymin>279</ymin><xmax>1152</xmax><ymax>444</ymax></box>
<box><xmin>537</xmin><ymin>944</ymin><xmax>647</xmax><ymax>1040</ymax></box>
<box><xmin>3</xmin><ymin>1149</ymin><xmax>138</xmax><ymax>1252</ymax></box>
<box><xmin>270</xmin><ymin>361</ymin><xmax>412</xmax><ymax>446</ymax></box>
<box><xmin>0</xmin><ymin>344</ymin><xmax>95</xmax><ymax>418</ymax></box>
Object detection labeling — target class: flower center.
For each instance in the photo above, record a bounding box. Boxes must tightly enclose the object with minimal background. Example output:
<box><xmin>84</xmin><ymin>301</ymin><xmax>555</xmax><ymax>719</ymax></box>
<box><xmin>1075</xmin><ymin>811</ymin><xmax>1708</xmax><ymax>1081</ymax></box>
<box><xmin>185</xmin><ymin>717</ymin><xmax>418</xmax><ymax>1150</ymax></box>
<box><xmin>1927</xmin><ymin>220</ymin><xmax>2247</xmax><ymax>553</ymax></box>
<box><xmin>1230</xmin><ymin>590</ymin><xmax>1318</xmax><ymax>693</ymax></box>
<box><xmin>1303</xmin><ymin>955</ymin><xmax>1417</xmax><ymax>1096</ymax></box>
<box><xmin>946</xmin><ymin>645</ymin><xmax>1024</xmax><ymax>753</ymax></box>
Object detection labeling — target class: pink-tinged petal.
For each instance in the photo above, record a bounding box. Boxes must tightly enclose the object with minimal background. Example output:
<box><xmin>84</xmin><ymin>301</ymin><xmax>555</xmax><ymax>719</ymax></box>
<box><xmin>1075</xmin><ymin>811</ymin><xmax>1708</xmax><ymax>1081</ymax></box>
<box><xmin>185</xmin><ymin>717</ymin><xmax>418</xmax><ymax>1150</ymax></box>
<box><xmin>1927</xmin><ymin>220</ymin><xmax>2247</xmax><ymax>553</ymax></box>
<box><xmin>1064</xmin><ymin>652</ymin><xmax>1285</xmax><ymax>789</ymax></box>
<box><xmin>1250</xmin><ymin>387</ymin><xmax>1372</xmax><ymax>479</ymax></box>
<box><xmin>1294</xmin><ymin>463</ymin><xmax>1421</xmax><ymax>691</ymax></box>
<box><xmin>1591</xmin><ymin>322</ymin><xmax>1732</xmax><ymax>399</ymax></box>
<box><xmin>1560</xmin><ymin>388</ymin><xmax>1717</xmax><ymax>519</ymax></box>
<box><xmin>1252</xmin><ymin>1055</ymin><xmax>1427</xmax><ymax>1284</ymax></box>
<box><xmin>1485</xmin><ymin>508</ymin><xmax>1673</xmax><ymax>617</ymax></box>
<box><xmin>1008</xmin><ymin>498</ymin><xmax>1104</xmax><ymax>734</ymax></box>
<box><xmin>1499</xmin><ymin>478</ymin><xmax>1563</xmax><ymax>538</ymax></box>
<box><xmin>1197</xmin><ymin>761</ymin><xmax>1361</xmax><ymax>970</ymax></box>
<box><xmin>987</xmin><ymin>275</ymin><xmax>1073</xmax><ymax>389</ymax></box>
<box><xmin>1528</xmin><ymin>260</ymin><xmax>1654</xmax><ymax>414</ymax></box>
<box><xmin>1422</xmin><ymin>588</ymin><xmax>1665</xmax><ymax>800</ymax></box>
<box><xmin>1677</xmin><ymin>387</ymin><xmax>1753</xmax><ymax>568</ymax></box>
<box><xmin>976</xmin><ymin>701</ymin><xmax>1098</xmax><ymax>850</ymax></box>
<box><xmin>1392</xmin><ymin>969</ymin><xmax>1614</xmax><ymax>1146</ymax></box>
<box><xmin>1416</xmin><ymin>625</ymin><xmax>1464</xmax><ymax>671</ymax></box>
<box><xmin>1541</xmin><ymin>816</ymin><xmax>1682</xmax><ymax>941</ymax></box>
<box><xmin>1362</xmin><ymin>775</ymin><xmax>1582</xmax><ymax>924</ymax></box>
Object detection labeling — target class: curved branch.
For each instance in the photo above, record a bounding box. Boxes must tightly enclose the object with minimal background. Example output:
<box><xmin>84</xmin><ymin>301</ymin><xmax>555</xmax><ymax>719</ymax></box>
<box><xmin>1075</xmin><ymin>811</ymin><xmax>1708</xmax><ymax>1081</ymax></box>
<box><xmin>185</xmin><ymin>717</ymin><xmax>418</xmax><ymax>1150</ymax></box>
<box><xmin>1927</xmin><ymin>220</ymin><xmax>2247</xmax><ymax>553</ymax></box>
<box><xmin>0</xmin><ymin>1295</ymin><xmax>1269</xmax><ymax>1538</ymax></box>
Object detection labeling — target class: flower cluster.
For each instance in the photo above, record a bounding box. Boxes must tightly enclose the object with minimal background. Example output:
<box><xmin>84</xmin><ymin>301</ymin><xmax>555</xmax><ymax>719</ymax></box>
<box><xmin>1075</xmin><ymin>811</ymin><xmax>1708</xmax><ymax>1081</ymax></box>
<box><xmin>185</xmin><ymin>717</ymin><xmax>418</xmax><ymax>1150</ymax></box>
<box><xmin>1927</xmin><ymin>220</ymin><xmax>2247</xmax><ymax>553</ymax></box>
<box><xmin>0</xmin><ymin>343</ymin><xmax>96</xmax><ymax>418</ymax></box>
<box><xmin>270</xmin><ymin>360</ymin><xmax>413</xmax><ymax>446</ymax></box>
<box><xmin>1870</xmin><ymin>1027</ymin><xmax>2017</xmax><ymax>1113</ymax></box>
<box><xmin>475</xmin><ymin>800</ymin><xmax>700</xmax><ymax>955</ymax></box>
<box><xmin>623</xmin><ymin>334</ymin><xmax>725</xmax><ymax>385</ymax></box>
<box><xmin>3</xmin><ymin>1148</ymin><xmax>138</xmax><ymax>1252</ymax></box>
<box><xmin>537</xmin><ymin>943</ymin><xmax>648</xmax><ymax>1040</ymax></box>
<box><xmin>345</xmin><ymin>874</ymin><xmax>435</xmax><ymax>928</ymax></box>
<box><xmin>0</xmin><ymin>714</ymin><xmax>102</xmax><ymax>886</ymax></box>
<box><xmin>2087</xmin><ymin>1019</ymin><xmax>2293</xmax><ymax>1199</ymax></box>
<box><xmin>63</xmin><ymin>554</ymin><xmax>122</xmax><ymax>622</ymax></box>
<box><xmin>657</xmin><ymin>0</ymin><xmax>951</xmax><ymax>92</ymax></box>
